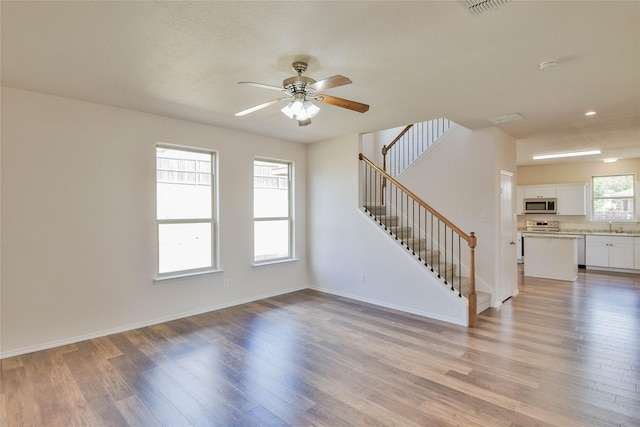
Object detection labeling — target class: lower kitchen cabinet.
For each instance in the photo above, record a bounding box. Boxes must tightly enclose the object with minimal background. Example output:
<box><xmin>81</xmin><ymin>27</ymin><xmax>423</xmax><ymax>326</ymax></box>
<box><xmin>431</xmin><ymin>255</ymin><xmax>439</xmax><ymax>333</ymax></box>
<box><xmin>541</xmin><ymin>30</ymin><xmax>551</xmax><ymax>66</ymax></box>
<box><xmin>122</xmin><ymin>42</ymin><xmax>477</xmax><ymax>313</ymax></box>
<box><xmin>635</xmin><ymin>237</ymin><xmax>640</xmax><ymax>269</ymax></box>
<box><xmin>586</xmin><ymin>235</ymin><xmax>635</xmax><ymax>269</ymax></box>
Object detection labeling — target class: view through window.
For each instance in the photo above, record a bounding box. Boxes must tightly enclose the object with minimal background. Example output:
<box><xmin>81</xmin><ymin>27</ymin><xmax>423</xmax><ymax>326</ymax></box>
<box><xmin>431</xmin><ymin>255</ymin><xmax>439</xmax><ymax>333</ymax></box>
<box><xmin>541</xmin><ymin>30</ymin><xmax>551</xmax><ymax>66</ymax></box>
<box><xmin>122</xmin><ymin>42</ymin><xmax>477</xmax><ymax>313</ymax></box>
<box><xmin>254</xmin><ymin>159</ymin><xmax>292</xmax><ymax>262</ymax></box>
<box><xmin>592</xmin><ymin>174</ymin><xmax>635</xmax><ymax>221</ymax></box>
<box><xmin>156</xmin><ymin>146</ymin><xmax>215</xmax><ymax>275</ymax></box>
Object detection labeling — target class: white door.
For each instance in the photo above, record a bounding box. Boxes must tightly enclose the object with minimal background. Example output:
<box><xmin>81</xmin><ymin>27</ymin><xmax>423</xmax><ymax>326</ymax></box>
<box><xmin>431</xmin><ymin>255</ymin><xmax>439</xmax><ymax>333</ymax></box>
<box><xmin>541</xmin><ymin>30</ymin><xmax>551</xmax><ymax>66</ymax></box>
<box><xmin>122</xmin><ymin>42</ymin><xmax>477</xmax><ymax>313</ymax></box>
<box><xmin>499</xmin><ymin>171</ymin><xmax>517</xmax><ymax>303</ymax></box>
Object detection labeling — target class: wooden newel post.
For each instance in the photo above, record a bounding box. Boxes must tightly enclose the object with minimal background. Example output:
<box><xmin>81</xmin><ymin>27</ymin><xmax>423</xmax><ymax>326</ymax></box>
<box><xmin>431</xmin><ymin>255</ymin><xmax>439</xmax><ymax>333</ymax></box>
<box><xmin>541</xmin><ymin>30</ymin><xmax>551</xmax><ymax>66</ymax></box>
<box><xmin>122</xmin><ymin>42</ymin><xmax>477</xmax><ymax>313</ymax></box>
<box><xmin>468</xmin><ymin>232</ymin><xmax>477</xmax><ymax>327</ymax></box>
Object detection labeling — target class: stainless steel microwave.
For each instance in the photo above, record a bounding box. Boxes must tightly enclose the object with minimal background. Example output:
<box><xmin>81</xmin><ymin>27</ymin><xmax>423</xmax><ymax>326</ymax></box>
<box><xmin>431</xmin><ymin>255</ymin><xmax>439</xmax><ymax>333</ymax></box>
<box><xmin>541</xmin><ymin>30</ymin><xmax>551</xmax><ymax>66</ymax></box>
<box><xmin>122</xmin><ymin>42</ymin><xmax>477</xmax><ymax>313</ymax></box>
<box><xmin>524</xmin><ymin>198</ymin><xmax>557</xmax><ymax>214</ymax></box>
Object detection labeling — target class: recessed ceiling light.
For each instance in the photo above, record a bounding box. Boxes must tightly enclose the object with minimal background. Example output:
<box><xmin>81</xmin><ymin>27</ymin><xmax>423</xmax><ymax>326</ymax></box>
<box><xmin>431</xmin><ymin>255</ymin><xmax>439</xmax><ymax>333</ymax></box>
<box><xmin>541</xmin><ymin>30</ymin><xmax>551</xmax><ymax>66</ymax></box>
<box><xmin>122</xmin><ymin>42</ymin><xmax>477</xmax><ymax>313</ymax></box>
<box><xmin>603</xmin><ymin>158</ymin><xmax>618</xmax><ymax>163</ymax></box>
<box><xmin>585</xmin><ymin>111</ymin><xmax>596</xmax><ymax>116</ymax></box>
<box><xmin>533</xmin><ymin>150</ymin><xmax>601</xmax><ymax>160</ymax></box>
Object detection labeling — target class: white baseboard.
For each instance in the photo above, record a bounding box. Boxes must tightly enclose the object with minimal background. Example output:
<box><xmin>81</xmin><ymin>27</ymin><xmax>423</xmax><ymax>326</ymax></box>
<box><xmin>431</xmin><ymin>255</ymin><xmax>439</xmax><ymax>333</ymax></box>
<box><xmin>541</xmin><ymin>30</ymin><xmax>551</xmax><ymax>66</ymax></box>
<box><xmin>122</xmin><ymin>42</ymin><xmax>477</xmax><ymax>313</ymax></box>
<box><xmin>308</xmin><ymin>286</ymin><xmax>467</xmax><ymax>327</ymax></box>
<box><xmin>0</xmin><ymin>285</ymin><xmax>307</xmax><ymax>359</ymax></box>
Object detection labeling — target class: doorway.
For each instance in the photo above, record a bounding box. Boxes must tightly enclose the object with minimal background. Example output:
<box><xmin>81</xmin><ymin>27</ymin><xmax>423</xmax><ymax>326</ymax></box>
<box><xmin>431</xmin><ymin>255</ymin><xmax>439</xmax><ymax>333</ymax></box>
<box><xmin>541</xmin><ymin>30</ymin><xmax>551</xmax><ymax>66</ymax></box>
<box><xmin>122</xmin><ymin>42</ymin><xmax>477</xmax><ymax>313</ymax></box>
<box><xmin>498</xmin><ymin>171</ymin><xmax>517</xmax><ymax>303</ymax></box>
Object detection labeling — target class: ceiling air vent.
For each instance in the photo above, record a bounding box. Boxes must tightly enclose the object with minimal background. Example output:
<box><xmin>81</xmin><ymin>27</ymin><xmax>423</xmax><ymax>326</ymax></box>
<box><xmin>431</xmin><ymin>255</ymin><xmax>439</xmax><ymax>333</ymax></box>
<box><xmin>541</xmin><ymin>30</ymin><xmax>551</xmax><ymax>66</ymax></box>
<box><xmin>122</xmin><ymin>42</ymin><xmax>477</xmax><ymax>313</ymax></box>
<box><xmin>459</xmin><ymin>0</ymin><xmax>511</xmax><ymax>16</ymax></box>
<box><xmin>488</xmin><ymin>112</ymin><xmax>525</xmax><ymax>125</ymax></box>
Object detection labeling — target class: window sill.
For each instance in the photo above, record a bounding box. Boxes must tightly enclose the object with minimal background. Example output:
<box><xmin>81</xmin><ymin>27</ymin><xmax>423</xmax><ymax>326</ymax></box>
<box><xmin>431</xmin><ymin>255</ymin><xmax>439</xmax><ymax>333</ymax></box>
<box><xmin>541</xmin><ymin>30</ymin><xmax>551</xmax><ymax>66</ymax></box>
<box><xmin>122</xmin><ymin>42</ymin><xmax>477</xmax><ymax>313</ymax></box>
<box><xmin>253</xmin><ymin>258</ymin><xmax>299</xmax><ymax>268</ymax></box>
<box><xmin>154</xmin><ymin>269</ymin><xmax>223</xmax><ymax>283</ymax></box>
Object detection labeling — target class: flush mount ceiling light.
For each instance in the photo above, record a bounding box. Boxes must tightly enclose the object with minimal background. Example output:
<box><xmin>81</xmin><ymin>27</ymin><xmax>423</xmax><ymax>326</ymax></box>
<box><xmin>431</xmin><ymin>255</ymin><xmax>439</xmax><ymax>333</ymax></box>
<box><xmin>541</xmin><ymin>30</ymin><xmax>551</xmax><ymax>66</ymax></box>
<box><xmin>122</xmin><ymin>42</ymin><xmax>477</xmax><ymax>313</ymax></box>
<box><xmin>533</xmin><ymin>150</ymin><xmax>601</xmax><ymax>160</ymax></box>
<box><xmin>603</xmin><ymin>158</ymin><xmax>618</xmax><ymax>163</ymax></box>
<box><xmin>585</xmin><ymin>111</ymin><xmax>597</xmax><ymax>116</ymax></box>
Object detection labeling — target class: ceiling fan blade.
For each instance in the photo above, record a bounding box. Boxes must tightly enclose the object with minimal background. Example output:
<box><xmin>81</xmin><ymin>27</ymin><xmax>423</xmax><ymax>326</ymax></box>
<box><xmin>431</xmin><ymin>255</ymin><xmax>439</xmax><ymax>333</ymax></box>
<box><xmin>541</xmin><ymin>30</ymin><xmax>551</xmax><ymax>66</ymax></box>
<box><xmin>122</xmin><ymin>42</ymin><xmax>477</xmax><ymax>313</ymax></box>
<box><xmin>235</xmin><ymin>97</ymin><xmax>290</xmax><ymax>116</ymax></box>
<box><xmin>316</xmin><ymin>95</ymin><xmax>369</xmax><ymax>113</ymax></box>
<box><xmin>309</xmin><ymin>75</ymin><xmax>352</xmax><ymax>92</ymax></box>
<box><xmin>238</xmin><ymin>81</ymin><xmax>286</xmax><ymax>92</ymax></box>
<box><xmin>298</xmin><ymin>118</ymin><xmax>312</xmax><ymax>126</ymax></box>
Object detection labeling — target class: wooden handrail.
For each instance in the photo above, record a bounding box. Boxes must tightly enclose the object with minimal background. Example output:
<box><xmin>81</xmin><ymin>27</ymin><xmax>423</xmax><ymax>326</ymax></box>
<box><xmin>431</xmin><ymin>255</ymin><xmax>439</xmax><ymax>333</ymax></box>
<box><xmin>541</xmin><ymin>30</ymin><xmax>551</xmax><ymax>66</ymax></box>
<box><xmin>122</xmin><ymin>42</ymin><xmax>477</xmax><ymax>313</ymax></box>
<box><xmin>360</xmin><ymin>153</ymin><xmax>475</xmax><ymax>247</ymax></box>
<box><xmin>382</xmin><ymin>124</ymin><xmax>413</xmax><ymax>156</ymax></box>
<box><xmin>359</xmin><ymin>152</ymin><xmax>477</xmax><ymax>327</ymax></box>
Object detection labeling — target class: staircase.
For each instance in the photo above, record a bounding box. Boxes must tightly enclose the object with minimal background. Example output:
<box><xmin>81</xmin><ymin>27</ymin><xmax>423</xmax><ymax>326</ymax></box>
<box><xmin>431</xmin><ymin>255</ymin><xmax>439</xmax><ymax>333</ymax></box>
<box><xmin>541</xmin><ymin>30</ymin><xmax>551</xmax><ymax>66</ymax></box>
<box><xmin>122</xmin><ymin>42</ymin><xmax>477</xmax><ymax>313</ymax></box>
<box><xmin>364</xmin><ymin>204</ymin><xmax>490</xmax><ymax>315</ymax></box>
<box><xmin>360</xmin><ymin>119</ymin><xmax>493</xmax><ymax>326</ymax></box>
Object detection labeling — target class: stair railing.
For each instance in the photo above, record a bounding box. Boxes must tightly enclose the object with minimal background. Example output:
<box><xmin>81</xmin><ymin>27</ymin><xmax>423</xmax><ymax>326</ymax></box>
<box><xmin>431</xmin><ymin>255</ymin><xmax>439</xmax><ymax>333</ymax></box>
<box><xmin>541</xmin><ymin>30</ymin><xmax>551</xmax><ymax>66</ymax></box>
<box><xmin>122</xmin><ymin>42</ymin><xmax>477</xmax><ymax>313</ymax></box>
<box><xmin>382</xmin><ymin>119</ymin><xmax>454</xmax><ymax>178</ymax></box>
<box><xmin>359</xmin><ymin>153</ymin><xmax>478</xmax><ymax>327</ymax></box>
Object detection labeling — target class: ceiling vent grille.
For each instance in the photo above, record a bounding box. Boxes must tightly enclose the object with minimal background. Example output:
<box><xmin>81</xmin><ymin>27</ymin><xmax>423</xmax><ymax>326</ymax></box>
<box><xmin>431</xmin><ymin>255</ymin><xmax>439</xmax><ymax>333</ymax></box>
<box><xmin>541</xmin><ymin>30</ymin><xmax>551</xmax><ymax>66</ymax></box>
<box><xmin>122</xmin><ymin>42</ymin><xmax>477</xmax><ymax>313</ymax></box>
<box><xmin>459</xmin><ymin>0</ymin><xmax>511</xmax><ymax>16</ymax></box>
<box><xmin>488</xmin><ymin>112</ymin><xmax>525</xmax><ymax>125</ymax></box>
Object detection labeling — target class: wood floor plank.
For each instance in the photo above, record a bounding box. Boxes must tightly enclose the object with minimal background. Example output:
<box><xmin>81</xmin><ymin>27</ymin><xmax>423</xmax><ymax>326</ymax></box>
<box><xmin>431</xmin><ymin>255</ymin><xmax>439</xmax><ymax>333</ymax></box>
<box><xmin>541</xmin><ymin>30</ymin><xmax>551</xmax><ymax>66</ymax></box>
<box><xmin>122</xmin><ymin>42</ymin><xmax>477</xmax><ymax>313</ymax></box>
<box><xmin>2</xmin><ymin>266</ymin><xmax>639</xmax><ymax>426</ymax></box>
<box><xmin>115</xmin><ymin>395</ymin><xmax>162</xmax><ymax>427</ymax></box>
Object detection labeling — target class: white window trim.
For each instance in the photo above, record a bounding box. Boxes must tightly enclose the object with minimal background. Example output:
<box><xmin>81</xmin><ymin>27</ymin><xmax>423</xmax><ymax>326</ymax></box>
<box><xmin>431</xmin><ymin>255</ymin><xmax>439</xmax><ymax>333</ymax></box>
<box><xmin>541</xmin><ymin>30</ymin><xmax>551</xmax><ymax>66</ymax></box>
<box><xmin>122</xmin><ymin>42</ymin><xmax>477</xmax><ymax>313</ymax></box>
<box><xmin>253</xmin><ymin>158</ymin><xmax>294</xmax><ymax>264</ymax></box>
<box><xmin>156</xmin><ymin>144</ymin><xmax>218</xmax><ymax>279</ymax></box>
<box><xmin>590</xmin><ymin>173</ymin><xmax>637</xmax><ymax>223</ymax></box>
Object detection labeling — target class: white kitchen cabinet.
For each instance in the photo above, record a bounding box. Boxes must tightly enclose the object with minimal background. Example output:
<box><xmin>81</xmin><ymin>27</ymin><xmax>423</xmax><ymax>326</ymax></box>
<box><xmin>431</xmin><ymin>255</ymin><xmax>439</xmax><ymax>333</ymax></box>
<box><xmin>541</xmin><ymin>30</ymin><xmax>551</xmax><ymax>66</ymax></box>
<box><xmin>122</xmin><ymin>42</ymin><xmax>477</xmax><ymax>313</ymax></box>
<box><xmin>516</xmin><ymin>187</ymin><xmax>525</xmax><ymax>215</ymax></box>
<box><xmin>635</xmin><ymin>237</ymin><xmax>640</xmax><ymax>269</ymax></box>
<box><xmin>556</xmin><ymin>183</ymin><xmax>587</xmax><ymax>215</ymax></box>
<box><xmin>523</xmin><ymin>185</ymin><xmax>557</xmax><ymax>199</ymax></box>
<box><xmin>586</xmin><ymin>235</ymin><xmax>635</xmax><ymax>269</ymax></box>
<box><xmin>523</xmin><ymin>234</ymin><xmax>578</xmax><ymax>281</ymax></box>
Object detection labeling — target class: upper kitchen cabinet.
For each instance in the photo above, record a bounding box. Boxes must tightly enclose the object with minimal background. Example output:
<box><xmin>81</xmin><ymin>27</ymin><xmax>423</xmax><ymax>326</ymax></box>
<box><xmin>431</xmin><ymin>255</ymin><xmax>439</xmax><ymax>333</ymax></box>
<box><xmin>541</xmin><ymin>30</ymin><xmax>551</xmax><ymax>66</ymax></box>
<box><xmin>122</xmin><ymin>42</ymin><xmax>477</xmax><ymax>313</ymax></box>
<box><xmin>523</xmin><ymin>185</ymin><xmax>557</xmax><ymax>199</ymax></box>
<box><xmin>516</xmin><ymin>187</ymin><xmax>525</xmax><ymax>215</ymax></box>
<box><xmin>556</xmin><ymin>183</ymin><xmax>587</xmax><ymax>216</ymax></box>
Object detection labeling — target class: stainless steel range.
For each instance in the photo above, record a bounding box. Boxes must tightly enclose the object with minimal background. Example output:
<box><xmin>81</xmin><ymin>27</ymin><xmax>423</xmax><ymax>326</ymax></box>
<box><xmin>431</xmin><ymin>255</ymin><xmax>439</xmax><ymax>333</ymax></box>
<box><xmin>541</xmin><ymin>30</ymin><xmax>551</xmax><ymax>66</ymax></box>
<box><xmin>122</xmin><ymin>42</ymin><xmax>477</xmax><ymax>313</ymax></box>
<box><xmin>525</xmin><ymin>220</ymin><xmax>560</xmax><ymax>232</ymax></box>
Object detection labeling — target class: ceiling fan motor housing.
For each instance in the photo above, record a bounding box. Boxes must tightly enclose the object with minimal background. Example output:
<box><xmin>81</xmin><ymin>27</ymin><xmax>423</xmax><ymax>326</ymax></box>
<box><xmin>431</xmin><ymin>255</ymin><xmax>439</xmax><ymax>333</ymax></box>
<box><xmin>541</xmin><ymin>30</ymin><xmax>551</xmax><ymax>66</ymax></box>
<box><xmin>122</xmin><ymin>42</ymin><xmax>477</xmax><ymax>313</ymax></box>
<box><xmin>283</xmin><ymin>62</ymin><xmax>315</xmax><ymax>94</ymax></box>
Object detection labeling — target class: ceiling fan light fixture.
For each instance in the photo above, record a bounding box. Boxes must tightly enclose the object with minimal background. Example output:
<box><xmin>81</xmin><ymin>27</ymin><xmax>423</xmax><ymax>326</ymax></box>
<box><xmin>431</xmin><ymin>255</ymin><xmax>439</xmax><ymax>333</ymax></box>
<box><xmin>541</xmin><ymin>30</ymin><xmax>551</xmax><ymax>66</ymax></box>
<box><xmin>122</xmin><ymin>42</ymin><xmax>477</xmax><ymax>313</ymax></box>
<box><xmin>303</xmin><ymin>100</ymin><xmax>320</xmax><ymax>117</ymax></box>
<box><xmin>281</xmin><ymin>95</ymin><xmax>319</xmax><ymax>121</ymax></box>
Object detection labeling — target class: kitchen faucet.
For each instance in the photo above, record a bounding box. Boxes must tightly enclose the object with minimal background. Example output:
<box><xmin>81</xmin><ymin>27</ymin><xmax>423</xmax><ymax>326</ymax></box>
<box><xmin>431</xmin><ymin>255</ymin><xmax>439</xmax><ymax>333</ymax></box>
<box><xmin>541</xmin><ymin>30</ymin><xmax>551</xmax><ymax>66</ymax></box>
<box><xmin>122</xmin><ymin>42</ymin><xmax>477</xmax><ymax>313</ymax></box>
<box><xmin>609</xmin><ymin>221</ymin><xmax>612</xmax><ymax>233</ymax></box>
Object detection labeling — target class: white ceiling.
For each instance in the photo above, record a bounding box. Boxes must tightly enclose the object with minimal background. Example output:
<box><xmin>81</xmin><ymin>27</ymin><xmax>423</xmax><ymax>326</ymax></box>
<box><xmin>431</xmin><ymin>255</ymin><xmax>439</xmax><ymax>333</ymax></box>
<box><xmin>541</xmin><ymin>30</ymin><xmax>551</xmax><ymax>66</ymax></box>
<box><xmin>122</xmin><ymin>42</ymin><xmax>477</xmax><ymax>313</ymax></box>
<box><xmin>2</xmin><ymin>1</ymin><xmax>639</xmax><ymax>166</ymax></box>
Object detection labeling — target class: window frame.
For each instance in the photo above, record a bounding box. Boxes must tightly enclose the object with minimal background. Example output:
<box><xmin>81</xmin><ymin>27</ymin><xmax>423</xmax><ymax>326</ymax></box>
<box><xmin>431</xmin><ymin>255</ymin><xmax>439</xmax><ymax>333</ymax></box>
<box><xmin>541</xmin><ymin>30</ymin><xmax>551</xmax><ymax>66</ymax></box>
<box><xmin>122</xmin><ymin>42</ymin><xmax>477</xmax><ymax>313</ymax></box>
<box><xmin>591</xmin><ymin>173</ymin><xmax>636</xmax><ymax>222</ymax></box>
<box><xmin>253</xmin><ymin>158</ymin><xmax>294</xmax><ymax>264</ymax></box>
<box><xmin>156</xmin><ymin>144</ymin><xmax>218</xmax><ymax>279</ymax></box>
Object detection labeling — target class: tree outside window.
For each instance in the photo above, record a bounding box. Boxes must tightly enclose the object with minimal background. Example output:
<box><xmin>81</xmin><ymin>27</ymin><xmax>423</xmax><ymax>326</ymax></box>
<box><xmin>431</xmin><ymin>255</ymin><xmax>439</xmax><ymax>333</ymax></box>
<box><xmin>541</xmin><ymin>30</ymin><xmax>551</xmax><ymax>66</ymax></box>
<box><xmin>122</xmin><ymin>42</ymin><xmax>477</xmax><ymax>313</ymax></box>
<box><xmin>592</xmin><ymin>174</ymin><xmax>635</xmax><ymax>221</ymax></box>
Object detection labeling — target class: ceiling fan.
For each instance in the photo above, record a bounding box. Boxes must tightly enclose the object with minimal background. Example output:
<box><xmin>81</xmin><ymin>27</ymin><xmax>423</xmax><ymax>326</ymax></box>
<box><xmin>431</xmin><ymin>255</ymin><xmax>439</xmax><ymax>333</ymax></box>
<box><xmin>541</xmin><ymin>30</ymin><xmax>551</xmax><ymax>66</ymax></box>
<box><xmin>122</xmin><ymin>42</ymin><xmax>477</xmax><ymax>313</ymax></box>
<box><xmin>235</xmin><ymin>61</ymin><xmax>369</xmax><ymax>126</ymax></box>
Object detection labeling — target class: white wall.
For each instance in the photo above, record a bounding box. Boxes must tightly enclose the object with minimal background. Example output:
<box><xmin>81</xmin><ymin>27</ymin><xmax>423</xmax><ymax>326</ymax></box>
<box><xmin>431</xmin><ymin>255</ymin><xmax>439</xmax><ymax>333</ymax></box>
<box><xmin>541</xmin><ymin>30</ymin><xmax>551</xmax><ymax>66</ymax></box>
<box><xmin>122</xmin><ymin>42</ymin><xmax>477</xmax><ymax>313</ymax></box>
<box><xmin>0</xmin><ymin>87</ymin><xmax>309</xmax><ymax>357</ymax></box>
<box><xmin>307</xmin><ymin>134</ymin><xmax>467</xmax><ymax>325</ymax></box>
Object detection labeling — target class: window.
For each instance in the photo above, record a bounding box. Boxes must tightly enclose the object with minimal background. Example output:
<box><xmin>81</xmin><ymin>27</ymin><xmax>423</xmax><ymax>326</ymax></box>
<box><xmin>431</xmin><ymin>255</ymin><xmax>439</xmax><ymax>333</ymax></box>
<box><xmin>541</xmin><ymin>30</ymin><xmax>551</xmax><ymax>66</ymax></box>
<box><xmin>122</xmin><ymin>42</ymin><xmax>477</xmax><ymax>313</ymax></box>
<box><xmin>592</xmin><ymin>174</ymin><xmax>635</xmax><ymax>221</ymax></box>
<box><xmin>253</xmin><ymin>159</ymin><xmax>292</xmax><ymax>263</ymax></box>
<box><xmin>156</xmin><ymin>146</ymin><xmax>216</xmax><ymax>276</ymax></box>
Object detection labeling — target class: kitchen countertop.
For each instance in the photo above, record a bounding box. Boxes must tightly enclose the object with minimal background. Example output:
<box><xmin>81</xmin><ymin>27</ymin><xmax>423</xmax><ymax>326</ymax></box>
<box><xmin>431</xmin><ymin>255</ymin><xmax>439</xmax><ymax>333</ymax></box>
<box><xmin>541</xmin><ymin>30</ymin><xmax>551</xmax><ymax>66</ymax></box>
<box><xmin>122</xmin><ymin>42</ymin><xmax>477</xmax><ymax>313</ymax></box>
<box><xmin>518</xmin><ymin>229</ymin><xmax>640</xmax><ymax>236</ymax></box>
<box><xmin>521</xmin><ymin>233</ymin><xmax>579</xmax><ymax>239</ymax></box>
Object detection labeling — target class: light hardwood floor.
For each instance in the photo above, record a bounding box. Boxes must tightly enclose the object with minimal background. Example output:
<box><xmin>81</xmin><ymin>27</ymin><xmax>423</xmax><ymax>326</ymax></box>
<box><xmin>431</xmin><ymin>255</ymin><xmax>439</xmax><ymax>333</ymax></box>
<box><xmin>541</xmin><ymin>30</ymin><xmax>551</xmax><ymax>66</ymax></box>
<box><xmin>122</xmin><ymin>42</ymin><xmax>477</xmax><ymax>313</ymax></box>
<box><xmin>2</xmin><ymin>267</ymin><xmax>639</xmax><ymax>426</ymax></box>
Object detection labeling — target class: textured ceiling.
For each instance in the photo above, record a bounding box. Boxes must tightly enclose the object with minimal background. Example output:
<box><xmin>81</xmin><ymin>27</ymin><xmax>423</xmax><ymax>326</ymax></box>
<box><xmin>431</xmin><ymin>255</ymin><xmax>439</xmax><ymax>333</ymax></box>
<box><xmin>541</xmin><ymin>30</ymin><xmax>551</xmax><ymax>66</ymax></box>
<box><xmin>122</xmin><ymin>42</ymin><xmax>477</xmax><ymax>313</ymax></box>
<box><xmin>2</xmin><ymin>1</ymin><xmax>639</xmax><ymax>165</ymax></box>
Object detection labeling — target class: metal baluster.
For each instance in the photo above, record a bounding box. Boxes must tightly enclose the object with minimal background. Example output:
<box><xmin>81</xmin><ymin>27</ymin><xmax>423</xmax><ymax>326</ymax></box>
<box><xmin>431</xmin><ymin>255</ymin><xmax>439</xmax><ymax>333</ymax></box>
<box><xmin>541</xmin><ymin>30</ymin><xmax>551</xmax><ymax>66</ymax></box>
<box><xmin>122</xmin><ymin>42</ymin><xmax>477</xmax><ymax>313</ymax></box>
<box><xmin>399</xmin><ymin>188</ymin><xmax>403</xmax><ymax>243</ymax></box>
<box><xmin>418</xmin><ymin>200</ymin><xmax>422</xmax><ymax>262</ymax></box>
<box><xmin>392</xmin><ymin>183</ymin><xmax>397</xmax><ymax>237</ymax></box>
<box><xmin>458</xmin><ymin>235</ymin><xmax>462</xmax><ymax>297</ymax></box>
<box><xmin>437</xmin><ymin>219</ymin><xmax>442</xmax><ymax>278</ymax></box>
<box><xmin>365</xmin><ymin>163</ymin><xmax>371</xmax><ymax>215</ymax></box>
<box><xmin>411</xmin><ymin>199</ymin><xmax>416</xmax><ymax>255</ymax></box>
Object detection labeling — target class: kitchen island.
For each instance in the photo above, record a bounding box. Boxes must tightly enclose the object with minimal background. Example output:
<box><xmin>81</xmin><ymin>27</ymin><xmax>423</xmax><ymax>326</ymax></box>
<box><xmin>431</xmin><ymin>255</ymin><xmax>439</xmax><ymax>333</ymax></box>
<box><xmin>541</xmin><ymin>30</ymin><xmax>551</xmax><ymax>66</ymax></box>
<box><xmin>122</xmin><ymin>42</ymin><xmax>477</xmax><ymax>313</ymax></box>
<box><xmin>522</xmin><ymin>233</ymin><xmax>578</xmax><ymax>281</ymax></box>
